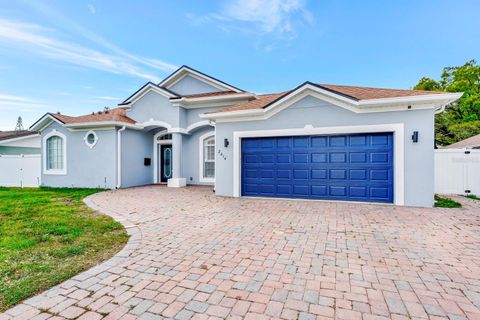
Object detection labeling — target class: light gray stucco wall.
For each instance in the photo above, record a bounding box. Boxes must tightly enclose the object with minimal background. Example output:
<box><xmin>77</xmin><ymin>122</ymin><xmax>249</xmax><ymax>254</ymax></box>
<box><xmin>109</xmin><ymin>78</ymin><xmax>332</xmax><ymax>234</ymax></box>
<box><xmin>120</xmin><ymin>129</ymin><xmax>154</xmax><ymax>188</ymax></box>
<box><xmin>184</xmin><ymin>107</ymin><xmax>220</xmax><ymax>127</ymax></box>
<box><xmin>127</xmin><ymin>91</ymin><xmax>180</xmax><ymax>127</ymax></box>
<box><xmin>41</xmin><ymin>122</ymin><xmax>117</xmax><ymax>189</ymax></box>
<box><xmin>182</xmin><ymin>126</ymin><xmax>215</xmax><ymax>185</ymax></box>
<box><xmin>214</xmin><ymin>95</ymin><xmax>435</xmax><ymax>207</ymax></box>
<box><xmin>169</xmin><ymin>75</ymin><xmax>222</xmax><ymax>96</ymax></box>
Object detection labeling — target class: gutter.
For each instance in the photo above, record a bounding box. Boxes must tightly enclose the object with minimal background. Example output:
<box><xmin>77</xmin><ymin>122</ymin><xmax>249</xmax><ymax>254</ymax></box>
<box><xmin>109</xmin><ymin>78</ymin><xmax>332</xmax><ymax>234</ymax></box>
<box><xmin>65</xmin><ymin>121</ymin><xmax>143</xmax><ymax>130</ymax></box>
<box><xmin>116</xmin><ymin>125</ymin><xmax>126</xmax><ymax>189</ymax></box>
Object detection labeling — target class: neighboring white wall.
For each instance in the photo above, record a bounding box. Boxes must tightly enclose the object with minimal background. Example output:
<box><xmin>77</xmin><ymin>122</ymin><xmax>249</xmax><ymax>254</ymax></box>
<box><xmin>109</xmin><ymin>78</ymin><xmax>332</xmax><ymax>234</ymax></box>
<box><xmin>435</xmin><ymin>149</ymin><xmax>480</xmax><ymax>196</ymax></box>
<box><xmin>0</xmin><ymin>135</ymin><xmax>40</xmax><ymax>148</ymax></box>
<box><xmin>0</xmin><ymin>154</ymin><xmax>41</xmax><ymax>187</ymax></box>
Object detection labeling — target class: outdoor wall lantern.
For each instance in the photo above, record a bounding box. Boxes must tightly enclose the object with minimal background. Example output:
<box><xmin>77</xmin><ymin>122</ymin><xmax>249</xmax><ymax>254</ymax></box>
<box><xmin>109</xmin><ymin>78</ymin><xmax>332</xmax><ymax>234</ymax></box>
<box><xmin>224</xmin><ymin>138</ymin><xmax>229</xmax><ymax>148</ymax></box>
<box><xmin>412</xmin><ymin>131</ymin><xmax>419</xmax><ymax>143</ymax></box>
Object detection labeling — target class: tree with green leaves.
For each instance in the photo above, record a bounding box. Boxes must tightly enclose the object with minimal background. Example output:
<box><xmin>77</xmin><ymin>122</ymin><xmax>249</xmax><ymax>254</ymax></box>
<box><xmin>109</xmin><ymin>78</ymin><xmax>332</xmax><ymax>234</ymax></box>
<box><xmin>413</xmin><ymin>60</ymin><xmax>480</xmax><ymax>146</ymax></box>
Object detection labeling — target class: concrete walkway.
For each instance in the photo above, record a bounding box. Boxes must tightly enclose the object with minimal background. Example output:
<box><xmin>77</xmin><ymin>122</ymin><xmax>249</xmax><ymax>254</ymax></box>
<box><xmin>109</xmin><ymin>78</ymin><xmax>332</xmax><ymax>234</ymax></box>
<box><xmin>2</xmin><ymin>186</ymin><xmax>480</xmax><ymax>319</ymax></box>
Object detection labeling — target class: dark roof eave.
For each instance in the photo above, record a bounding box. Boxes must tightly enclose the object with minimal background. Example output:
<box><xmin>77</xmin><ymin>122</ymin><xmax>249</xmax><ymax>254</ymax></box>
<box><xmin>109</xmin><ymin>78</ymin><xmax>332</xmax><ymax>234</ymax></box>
<box><xmin>29</xmin><ymin>112</ymin><xmax>65</xmax><ymax>130</ymax></box>
<box><xmin>120</xmin><ymin>82</ymin><xmax>179</xmax><ymax>105</ymax></box>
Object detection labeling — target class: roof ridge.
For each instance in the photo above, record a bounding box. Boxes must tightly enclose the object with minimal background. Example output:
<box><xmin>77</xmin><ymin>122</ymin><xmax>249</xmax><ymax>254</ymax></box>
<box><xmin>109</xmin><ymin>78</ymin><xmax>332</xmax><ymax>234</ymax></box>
<box><xmin>318</xmin><ymin>83</ymin><xmax>446</xmax><ymax>94</ymax></box>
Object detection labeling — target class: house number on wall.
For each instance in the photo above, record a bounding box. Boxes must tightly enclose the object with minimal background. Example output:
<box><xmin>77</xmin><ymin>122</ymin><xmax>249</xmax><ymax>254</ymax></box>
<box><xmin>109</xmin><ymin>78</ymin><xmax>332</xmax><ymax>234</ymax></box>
<box><xmin>218</xmin><ymin>149</ymin><xmax>227</xmax><ymax>160</ymax></box>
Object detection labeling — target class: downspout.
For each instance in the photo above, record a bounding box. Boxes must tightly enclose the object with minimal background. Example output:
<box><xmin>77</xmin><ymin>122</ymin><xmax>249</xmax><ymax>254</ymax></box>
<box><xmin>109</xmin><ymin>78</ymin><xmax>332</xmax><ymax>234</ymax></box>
<box><xmin>116</xmin><ymin>125</ymin><xmax>126</xmax><ymax>189</ymax></box>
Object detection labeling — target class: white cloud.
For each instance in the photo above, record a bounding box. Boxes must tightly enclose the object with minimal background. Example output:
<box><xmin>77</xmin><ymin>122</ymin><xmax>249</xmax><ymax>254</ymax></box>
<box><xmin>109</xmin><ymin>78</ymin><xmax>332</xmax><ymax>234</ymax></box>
<box><xmin>188</xmin><ymin>0</ymin><xmax>314</xmax><ymax>38</ymax></box>
<box><xmin>96</xmin><ymin>96</ymin><xmax>120</xmax><ymax>101</ymax></box>
<box><xmin>0</xmin><ymin>93</ymin><xmax>49</xmax><ymax>111</ymax></box>
<box><xmin>0</xmin><ymin>18</ymin><xmax>177</xmax><ymax>82</ymax></box>
<box><xmin>21</xmin><ymin>1</ymin><xmax>178</xmax><ymax>74</ymax></box>
<box><xmin>87</xmin><ymin>3</ymin><xmax>96</xmax><ymax>14</ymax></box>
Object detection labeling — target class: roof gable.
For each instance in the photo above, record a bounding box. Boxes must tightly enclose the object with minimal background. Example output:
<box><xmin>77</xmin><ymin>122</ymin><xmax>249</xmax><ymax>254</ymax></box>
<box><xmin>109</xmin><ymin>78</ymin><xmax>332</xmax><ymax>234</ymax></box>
<box><xmin>120</xmin><ymin>82</ymin><xmax>178</xmax><ymax>106</ymax></box>
<box><xmin>159</xmin><ymin>65</ymin><xmax>244</xmax><ymax>93</ymax></box>
<box><xmin>30</xmin><ymin>108</ymin><xmax>136</xmax><ymax>131</ymax></box>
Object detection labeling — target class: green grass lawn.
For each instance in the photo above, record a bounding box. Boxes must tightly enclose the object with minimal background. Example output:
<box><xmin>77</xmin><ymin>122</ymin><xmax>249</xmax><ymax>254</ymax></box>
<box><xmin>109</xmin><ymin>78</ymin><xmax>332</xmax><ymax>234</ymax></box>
<box><xmin>0</xmin><ymin>187</ymin><xmax>128</xmax><ymax>311</ymax></box>
<box><xmin>434</xmin><ymin>195</ymin><xmax>462</xmax><ymax>208</ymax></box>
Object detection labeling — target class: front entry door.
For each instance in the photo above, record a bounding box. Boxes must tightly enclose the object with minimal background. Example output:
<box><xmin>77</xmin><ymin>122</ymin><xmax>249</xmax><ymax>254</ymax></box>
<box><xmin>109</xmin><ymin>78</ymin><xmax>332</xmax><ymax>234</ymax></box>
<box><xmin>160</xmin><ymin>144</ymin><xmax>173</xmax><ymax>182</ymax></box>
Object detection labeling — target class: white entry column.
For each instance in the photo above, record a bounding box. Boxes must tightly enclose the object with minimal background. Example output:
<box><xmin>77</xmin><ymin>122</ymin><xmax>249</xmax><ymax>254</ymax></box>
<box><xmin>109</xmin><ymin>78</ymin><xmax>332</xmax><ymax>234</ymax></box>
<box><xmin>168</xmin><ymin>132</ymin><xmax>186</xmax><ymax>187</ymax></box>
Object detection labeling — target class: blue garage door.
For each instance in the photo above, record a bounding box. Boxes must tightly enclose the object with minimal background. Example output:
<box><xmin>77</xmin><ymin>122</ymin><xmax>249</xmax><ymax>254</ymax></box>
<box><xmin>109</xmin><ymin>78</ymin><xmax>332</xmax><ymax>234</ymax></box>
<box><xmin>241</xmin><ymin>133</ymin><xmax>394</xmax><ymax>203</ymax></box>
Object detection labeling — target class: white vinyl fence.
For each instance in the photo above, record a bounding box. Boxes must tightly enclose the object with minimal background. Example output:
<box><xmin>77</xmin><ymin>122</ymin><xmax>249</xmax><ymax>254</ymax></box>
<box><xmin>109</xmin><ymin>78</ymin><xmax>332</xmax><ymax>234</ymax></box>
<box><xmin>0</xmin><ymin>154</ymin><xmax>41</xmax><ymax>187</ymax></box>
<box><xmin>435</xmin><ymin>149</ymin><xmax>480</xmax><ymax>196</ymax></box>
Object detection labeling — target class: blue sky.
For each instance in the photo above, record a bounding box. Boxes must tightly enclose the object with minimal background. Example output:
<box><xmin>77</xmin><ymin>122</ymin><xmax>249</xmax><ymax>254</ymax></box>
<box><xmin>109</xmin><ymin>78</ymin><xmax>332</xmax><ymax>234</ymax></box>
<box><xmin>0</xmin><ymin>0</ymin><xmax>479</xmax><ymax>130</ymax></box>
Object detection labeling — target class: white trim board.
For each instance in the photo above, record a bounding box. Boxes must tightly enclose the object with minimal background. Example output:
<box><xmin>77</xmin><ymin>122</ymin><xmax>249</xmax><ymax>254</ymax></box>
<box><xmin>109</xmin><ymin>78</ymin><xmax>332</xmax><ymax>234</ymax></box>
<box><xmin>198</xmin><ymin>131</ymin><xmax>215</xmax><ymax>184</ymax></box>
<box><xmin>232</xmin><ymin>123</ymin><xmax>405</xmax><ymax>205</ymax></box>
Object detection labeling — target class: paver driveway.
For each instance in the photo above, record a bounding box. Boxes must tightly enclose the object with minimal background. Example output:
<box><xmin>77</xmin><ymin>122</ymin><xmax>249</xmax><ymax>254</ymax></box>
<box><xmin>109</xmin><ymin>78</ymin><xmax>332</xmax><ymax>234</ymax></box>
<box><xmin>2</xmin><ymin>186</ymin><xmax>480</xmax><ymax>320</ymax></box>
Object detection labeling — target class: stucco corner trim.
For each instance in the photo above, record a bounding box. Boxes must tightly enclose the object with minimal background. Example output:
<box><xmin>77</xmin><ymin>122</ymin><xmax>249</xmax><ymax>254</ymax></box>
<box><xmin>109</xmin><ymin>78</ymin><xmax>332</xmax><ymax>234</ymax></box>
<box><xmin>232</xmin><ymin>123</ymin><xmax>405</xmax><ymax>205</ymax></box>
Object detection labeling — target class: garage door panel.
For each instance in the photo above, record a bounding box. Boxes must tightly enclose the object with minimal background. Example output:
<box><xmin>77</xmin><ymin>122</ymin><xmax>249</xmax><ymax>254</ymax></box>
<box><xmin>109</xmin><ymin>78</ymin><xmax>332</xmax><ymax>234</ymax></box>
<box><xmin>330</xmin><ymin>136</ymin><xmax>347</xmax><ymax>147</ymax></box>
<box><xmin>293</xmin><ymin>169</ymin><xmax>309</xmax><ymax>179</ymax></box>
<box><xmin>330</xmin><ymin>152</ymin><xmax>347</xmax><ymax>163</ymax></box>
<box><xmin>311</xmin><ymin>185</ymin><xmax>327</xmax><ymax>195</ymax></box>
<box><xmin>293</xmin><ymin>153</ymin><xmax>309</xmax><ymax>163</ymax></box>
<box><xmin>330</xmin><ymin>169</ymin><xmax>347</xmax><ymax>180</ymax></box>
<box><xmin>242</xmin><ymin>133</ymin><xmax>394</xmax><ymax>203</ymax></box>
<box><xmin>293</xmin><ymin>185</ymin><xmax>309</xmax><ymax>195</ymax></box>
<box><xmin>311</xmin><ymin>153</ymin><xmax>328</xmax><ymax>163</ymax></box>
<box><xmin>276</xmin><ymin>154</ymin><xmax>291</xmax><ymax>163</ymax></box>
<box><xmin>350</xmin><ymin>152</ymin><xmax>367</xmax><ymax>163</ymax></box>
<box><xmin>293</xmin><ymin>136</ymin><xmax>309</xmax><ymax>147</ymax></box>
<box><xmin>349</xmin><ymin>135</ymin><xmax>367</xmax><ymax>146</ymax></box>
<box><xmin>350</xmin><ymin>169</ymin><xmax>367</xmax><ymax>180</ymax></box>
<box><xmin>330</xmin><ymin>185</ymin><xmax>347</xmax><ymax>196</ymax></box>
<box><xmin>350</xmin><ymin>186</ymin><xmax>368</xmax><ymax>198</ymax></box>
<box><xmin>311</xmin><ymin>136</ymin><xmax>327</xmax><ymax>147</ymax></box>
<box><xmin>311</xmin><ymin>169</ymin><xmax>327</xmax><ymax>179</ymax></box>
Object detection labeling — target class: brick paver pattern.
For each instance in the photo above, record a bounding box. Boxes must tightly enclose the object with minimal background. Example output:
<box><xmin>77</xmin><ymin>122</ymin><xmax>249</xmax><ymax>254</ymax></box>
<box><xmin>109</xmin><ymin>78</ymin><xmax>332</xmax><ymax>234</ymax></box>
<box><xmin>2</xmin><ymin>186</ymin><xmax>480</xmax><ymax>319</ymax></box>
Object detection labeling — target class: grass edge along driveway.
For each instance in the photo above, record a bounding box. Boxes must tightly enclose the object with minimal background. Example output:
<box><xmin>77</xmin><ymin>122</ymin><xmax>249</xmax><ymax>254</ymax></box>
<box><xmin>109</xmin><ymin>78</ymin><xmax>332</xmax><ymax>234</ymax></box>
<box><xmin>0</xmin><ymin>187</ymin><xmax>128</xmax><ymax>311</ymax></box>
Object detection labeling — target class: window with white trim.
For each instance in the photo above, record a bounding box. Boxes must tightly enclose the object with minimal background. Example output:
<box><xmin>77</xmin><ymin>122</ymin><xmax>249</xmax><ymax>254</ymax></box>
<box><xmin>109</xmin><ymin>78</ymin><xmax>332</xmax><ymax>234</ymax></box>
<box><xmin>46</xmin><ymin>136</ymin><xmax>64</xmax><ymax>170</ymax></box>
<box><xmin>84</xmin><ymin>130</ymin><xmax>98</xmax><ymax>148</ymax></box>
<box><xmin>203</xmin><ymin>136</ymin><xmax>215</xmax><ymax>179</ymax></box>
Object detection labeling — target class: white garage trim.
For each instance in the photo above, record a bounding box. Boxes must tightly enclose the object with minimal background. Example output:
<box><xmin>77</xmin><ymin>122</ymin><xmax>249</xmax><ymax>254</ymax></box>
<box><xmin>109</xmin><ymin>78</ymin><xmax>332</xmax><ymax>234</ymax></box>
<box><xmin>232</xmin><ymin>123</ymin><xmax>405</xmax><ymax>205</ymax></box>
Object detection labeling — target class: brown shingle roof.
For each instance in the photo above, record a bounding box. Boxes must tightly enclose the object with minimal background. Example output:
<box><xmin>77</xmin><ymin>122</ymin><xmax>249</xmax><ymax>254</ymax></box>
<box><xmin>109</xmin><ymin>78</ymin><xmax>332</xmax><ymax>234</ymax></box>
<box><xmin>209</xmin><ymin>83</ymin><xmax>448</xmax><ymax>114</ymax></box>
<box><xmin>0</xmin><ymin>130</ymin><xmax>38</xmax><ymax>141</ymax></box>
<box><xmin>50</xmin><ymin>107</ymin><xmax>135</xmax><ymax>125</ymax></box>
<box><xmin>445</xmin><ymin>134</ymin><xmax>480</xmax><ymax>149</ymax></box>
<box><xmin>208</xmin><ymin>92</ymin><xmax>288</xmax><ymax>113</ymax></box>
<box><xmin>318</xmin><ymin>84</ymin><xmax>445</xmax><ymax>100</ymax></box>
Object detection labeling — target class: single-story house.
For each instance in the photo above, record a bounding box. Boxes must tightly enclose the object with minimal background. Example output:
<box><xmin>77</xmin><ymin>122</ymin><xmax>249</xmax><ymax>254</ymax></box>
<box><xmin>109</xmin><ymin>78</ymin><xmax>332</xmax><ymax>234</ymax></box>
<box><xmin>0</xmin><ymin>130</ymin><xmax>40</xmax><ymax>155</ymax></box>
<box><xmin>30</xmin><ymin>65</ymin><xmax>462</xmax><ymax>206</ymax></box>
<box><xmin>444</xmin><ymin>133</ymin><xmax>480</xmax><ymax>149</ymax></box>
